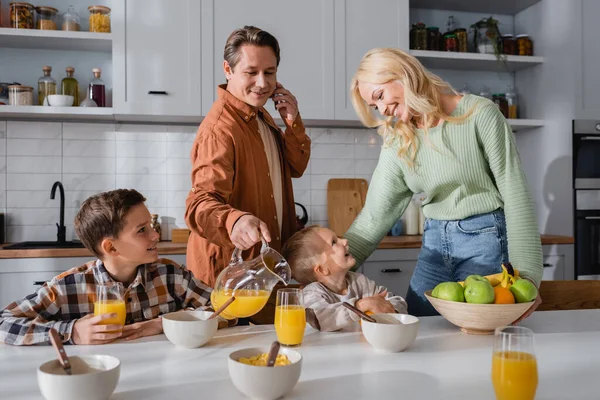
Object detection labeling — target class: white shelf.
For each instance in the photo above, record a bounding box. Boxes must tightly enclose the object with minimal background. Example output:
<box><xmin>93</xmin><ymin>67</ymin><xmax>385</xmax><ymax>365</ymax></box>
<box><xmin>508</xmin><ymin>119</ymin><xmax>544</xmax><ymax>131</ymax></box>
<box><xmin>409</xmin><ymin>0</ymin><xmax>541</xmax><ymax>15</ymax></box>
<box><xmin>0</xmin><ymin>106</ymin><xmax>114</xmax><ymax>121</ymax></box>
<box><xmin>410</xmin><ymin>50</ymin><xmax>543</xmax><ymax>72</ymax></box>
<box><xmin>0</xmin><ymin>28</ymin><xmax>112</xmax><ymax>52</ymax></box>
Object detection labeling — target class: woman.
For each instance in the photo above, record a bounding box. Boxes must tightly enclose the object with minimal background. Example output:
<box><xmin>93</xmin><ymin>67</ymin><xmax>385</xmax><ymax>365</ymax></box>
<box><xmin>344</xmin><ymin>48</ymin><xmax>542</xmax><ymax>318</ymax></box>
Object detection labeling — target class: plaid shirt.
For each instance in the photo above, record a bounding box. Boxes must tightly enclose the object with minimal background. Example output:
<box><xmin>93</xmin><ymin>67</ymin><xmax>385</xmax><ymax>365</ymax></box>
<box><xmin>0</xmin><ymin>258</ymin><xmax>212</xmax><ymax>345</ymax></box>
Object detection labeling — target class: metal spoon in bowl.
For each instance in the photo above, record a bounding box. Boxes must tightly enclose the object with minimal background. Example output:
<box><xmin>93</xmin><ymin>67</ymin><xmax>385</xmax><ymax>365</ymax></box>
<box><xmin>266</xmin><ymin>341</ymin><xmax>281</xmax><ymax>367</ymax></box>
<box><xmin>48</xmin><ymin>328</ymin><xmax>72</xmax><ymax>375</ymax></box>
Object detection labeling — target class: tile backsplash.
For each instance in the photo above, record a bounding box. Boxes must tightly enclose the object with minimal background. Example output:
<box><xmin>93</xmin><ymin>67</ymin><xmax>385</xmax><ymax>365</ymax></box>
<box><xmin>0</xmin><ymin>121</ymin><xmax>383</xmax><ymax>243</ymax></box>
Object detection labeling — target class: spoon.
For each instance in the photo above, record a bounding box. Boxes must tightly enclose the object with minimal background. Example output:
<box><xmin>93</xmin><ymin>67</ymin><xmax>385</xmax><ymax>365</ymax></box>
<box><xmin>342</xmin><ymin>302</ymin><xmax>377</xmax><ymax>323</ymax></box>
<box><xmin>208</xmin><ymin>296</ymin><xmax>236</xmax><ymax>320</ymax></box>
<box><xmin>266</xmin><ymin>341</ymin><xmax>281</xmax><ymax>367</ymax></box>
<box><xmin>48</xmin><ymin>328</ymin><xmax>72</xmax><ymax>375</ymax></box>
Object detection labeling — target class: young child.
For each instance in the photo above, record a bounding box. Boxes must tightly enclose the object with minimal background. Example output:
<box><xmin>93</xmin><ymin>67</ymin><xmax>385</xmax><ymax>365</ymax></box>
<box><xmin>282</xmin><ymin>225</ymin><xmax>407</xmax><ymax>332</ymax></box>
<box><xmin>0</xmin><ymin>189</ymin><xmax>213</xmax><ymax>346</ymax></box>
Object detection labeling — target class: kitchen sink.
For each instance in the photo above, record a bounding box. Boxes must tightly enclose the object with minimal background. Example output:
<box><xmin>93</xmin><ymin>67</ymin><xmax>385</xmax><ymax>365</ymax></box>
<box><xmin>4</xmin><ymin>241</ymin><xmax>86</xmax><ymax>250</ymax></box>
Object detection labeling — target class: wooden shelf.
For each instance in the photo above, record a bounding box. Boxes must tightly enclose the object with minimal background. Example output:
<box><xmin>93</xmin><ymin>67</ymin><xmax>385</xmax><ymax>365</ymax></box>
<box><xmin>411</xmin><ymin>50</ymin><xmax>543</xmax><ymax>72</ymax></box>
<box><xmin>409</xmin><ymin>0</ymin><xmax>541</xmax><ymax>15</ymax></box>
<box><xmin>508</xmin><ymin>119</ymin><xmax>544</xmax><ymax>131</ymax></box>
<box><xmin>0</xmin><ymin>106</ymin><xmax>114</xmax><ymax>121</ymax></box>
<box><xmin>0</xmin><ymin>28</ymin><xmax>112</xmax><ymax>52</ymax></box>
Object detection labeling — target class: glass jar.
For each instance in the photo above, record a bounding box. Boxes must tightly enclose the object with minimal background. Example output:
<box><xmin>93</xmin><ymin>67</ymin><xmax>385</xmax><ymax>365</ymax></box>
<box><xmin>444</xmin><ymin>34</ymin><xmax>458</xmax><ymax>52</ymax></box>
<box><xmin>475</xmin><ymin>24</ymin><xmax>497</xmax><ymax>54</ymax></box>
<box><xmin>459</xmin><ymin>83</ymin><xmax>472</xmax><ymax>95</ymax></box>
<box><xmin>455</xmin><ymin>28</ymin><xmax>468</xmax><ymax>52</ymax></box>
<box><xmin>8</xmin><ymin>85</ymin><xmax>33</xmax><ymax>106</ymax></box>
<box><xmin>479</xmin><ymin>85</ymin><xmax>492</xmax><ymax>100</ymax></box>
<box><xmin>10</xmin><ymin>2</ymin><xmax>34</xmax><ymax>29</ymax></box>
<box><xmin>516</xmin><ymin>34</ymin><xmax>534</xmax><ymax>56</ymax></box>
<box><xmin>61</xmin><ymin>67</ymin><xmax>79</xmax><ymax>106</ymax></box>
<box><xmin>502</xmin><ymin>34</ymin><xmax>516</xmax><ymax>55</ymax></box>
<box><xmin>38</xmin><ymin>66</ymin><xmax>56</xmax><ymax>106</ymax></box>
<box><xmin>88</xmin><ymin>5</ymin><xmax>110</xmax><ymax>33</ymax></box>
<box><xmin>150</xmin><ymin>214</ymin><xmax>162</xmax><ymax>239</ymax></box>
<box><xmin>88</xmin><ymin>67</ymin><xmax>106</xmax><ymax>107</ymax></box>
<box><xmin>426</xmin><ymin>27</ymin><xmax>441</xmax><ymax>51</ymax></box>
<box><xmin>493</xmin><ymin>94</ymin><xmax>509</xmax><ymax>118</ymax></box>
<box><xmin>35</xmin><ymin>6</ymin><xmax>57</xmax><ymax>30</ymax></box>
<box><xmin>410</xmin><ymin>22</ymin><xmax>427</xmax><ymax>50</ymax></box>
<box><xmin>62</xmin><ymin>5</ymin><xmax>81</xmax><ymax>31</ymax></box>
<box><xmin>506</xmin><ymin>85</ymin><xmax>518</xmax><ymax>119</ymax></box>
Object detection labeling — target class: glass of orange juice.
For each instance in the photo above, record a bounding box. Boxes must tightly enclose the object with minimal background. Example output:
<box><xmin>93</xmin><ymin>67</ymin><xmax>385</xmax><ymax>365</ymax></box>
<box><xmin>492</xmin><ymin>326</ymin><xmax>538</xmax><ymax>400</ymax></box>
<box><xmin>94</xmin><ymin>282</ymin><xmax>126</xmax><ymax>331</ymax></box>
<box><xmin>274</xmin><ymin>288</ymin><xmax>306</xmax><ymax>347</ymax></box>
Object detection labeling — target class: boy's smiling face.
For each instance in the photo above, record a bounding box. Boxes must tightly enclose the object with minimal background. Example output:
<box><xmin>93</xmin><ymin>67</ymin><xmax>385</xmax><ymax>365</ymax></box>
<box><xmin>315</xmin><ymin>227</ymin><xmax>356</xmax><ymax>274</ymax></box>
<box><xmin>108</xmin><ymin>203</ymin><xmax>160</xmax><ymax>266</ymax></box>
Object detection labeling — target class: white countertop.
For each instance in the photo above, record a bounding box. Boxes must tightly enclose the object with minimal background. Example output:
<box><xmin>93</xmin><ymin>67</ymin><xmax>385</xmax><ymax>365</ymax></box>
<box><xmin>2</xmin><ymin>310</ymin><xmax>600</xmax><ymax>400</ymax></box>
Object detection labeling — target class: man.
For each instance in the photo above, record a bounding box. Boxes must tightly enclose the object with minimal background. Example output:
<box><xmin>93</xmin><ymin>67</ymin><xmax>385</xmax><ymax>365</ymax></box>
<box><xmin>185</xmin><ymin>25</ymin><xmax>310</xmax><ymax>287</ymax></box>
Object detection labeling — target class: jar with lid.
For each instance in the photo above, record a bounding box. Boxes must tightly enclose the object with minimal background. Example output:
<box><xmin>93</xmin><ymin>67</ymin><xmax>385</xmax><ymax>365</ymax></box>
<box><xmin>88</xmin><ymin>5</ymin><xmax>110</xmax><ymax>33</ymax></box>
<box><xmin>10</xmin><ymin>2</ymin><xmax>34</xmax><ymax>29</ymax></box>
<box><xmin>505</xmin><ymin>85</ymin><xmax>518</xmax><ymax>119</ymax></box>
<box><xmin>426</xmin><ymin>27</ymin><xmax>441</xmax><ymax>51</ymax></box>
<box><xmin>479</xmin><ymin>85</ymin><xmax>492</xmax><ymax>100</ymax></box>
<box><xmin>444</xmin><ymin>34</ymin><xmax>458</xmax><ymax>52</ymax></box>
<box><xmin>459</xmin><ymin>83</ymin><xmax>472</xmax><ymax>95</ymax></box>
<box><xmin>493</xmin><ymin>94</ymin><xmax>509</xmax><ymax>118</ymax></box>
<box><xmin>150</xmin><ymin>214</ymin><xmax>162</xmax><ymax>239</ymax></box>
<box><xmin>502</xmin><ymin>34</ymin><xmax>516</xmax><ymax>55</ymax></box>
<box><xmin>61</xmin><ymin>5</ymin><xmax>80</xmax><ymax>31</ymax></box>
<box><xmin>8</xmin><ymin>85</ymin><xmax>33</xmax><ymax>106</ymax></box>
<box><xmin>455</xmin><ymin>28</ymin><xmax>468</xmax><ymax>52</ymax></box>
<box><xmin>35</xmin><ymin>6</ymin><xmax>57</xmax><ymax>30</ymax></box>
<box><xmin>410</xmin><ymin>22</ymin><xmax>427</xmax><ymax>50</ymax></box>
<box><xmin>38</xmin><ymin>66</ymin><xmax>56</xmax><ymax>106</ymax></box>
<box><xmin>516</xmin><ymin>34</ymin><xmax>533</xmax><ymax>56</ymax></box>
<box><xmin>61</xmin><ymin>67</ymin><xmax>79</xmax><ymax>106</ymax></box>
<box><xmin>88</xmin><ymin>68</ymin><xmax>105</xmax><ymax>107</ymax></box>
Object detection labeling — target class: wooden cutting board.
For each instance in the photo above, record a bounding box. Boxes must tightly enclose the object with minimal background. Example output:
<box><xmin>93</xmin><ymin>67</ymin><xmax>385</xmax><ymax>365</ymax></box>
<box><xmin>327</xmin><ymin>178</ymin><xmax>368</xmax><ymax>237</ymax></box>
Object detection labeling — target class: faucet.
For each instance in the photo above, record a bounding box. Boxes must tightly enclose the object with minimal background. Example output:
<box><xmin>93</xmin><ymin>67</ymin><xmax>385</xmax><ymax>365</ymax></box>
<box><xmin>50</xmin><ymin>181</ymin><xmax>66</xmax><ymax>244</ymax></box>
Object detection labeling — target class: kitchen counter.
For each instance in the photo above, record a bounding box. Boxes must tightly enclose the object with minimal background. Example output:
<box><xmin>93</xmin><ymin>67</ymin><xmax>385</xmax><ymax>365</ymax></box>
<box><xmin>1</xmin><ymin>309</ymin><xmax>598</xmax><ymax>399</ymax></box>
<box><xmin>0</xmin><ymin>235</ymin><xmax>573</xmax><ymax>259</ymax></box>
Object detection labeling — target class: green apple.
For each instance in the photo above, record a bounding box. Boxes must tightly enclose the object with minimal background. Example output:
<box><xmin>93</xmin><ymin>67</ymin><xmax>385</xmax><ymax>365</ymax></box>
<box><xmin>510</xmin><ymin>279</ymin><xmax>538</xmax><ymax>303</ymax></box>
<box><xmin>464</xmin><ymin>280</ymin><xmax>495</xmax><ymax>304</ymax></box>
<box><xmin>432</xmin><ymin>282</ymin><xmax>465</xmax><ymax>302</ymax></box>
<box><xmin>464</xmin><ymin>274</ymin><xmax>488</xmax><ymax>287</ymax></box>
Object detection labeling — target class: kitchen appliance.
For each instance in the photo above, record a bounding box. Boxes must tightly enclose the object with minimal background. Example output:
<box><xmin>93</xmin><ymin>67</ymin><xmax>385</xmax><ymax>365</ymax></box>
<box><xmin>294</xmin><ymin>202</ymin><xmax>308</xmax><ymax>231</ymax></box>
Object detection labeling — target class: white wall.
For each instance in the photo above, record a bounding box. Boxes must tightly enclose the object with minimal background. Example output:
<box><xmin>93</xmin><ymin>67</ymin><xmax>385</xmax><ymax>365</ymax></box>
<box><xmin>0</xmin><ymin>120</ymin><xmax>381</xmax><ymax>243</ymax></box>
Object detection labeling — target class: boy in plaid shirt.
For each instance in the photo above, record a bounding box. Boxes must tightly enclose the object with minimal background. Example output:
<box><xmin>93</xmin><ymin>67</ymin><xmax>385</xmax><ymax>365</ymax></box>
<box><xmin>0</xmin><ymin>189</ymin><xmax>214</xmax><ymax>345</ymax></box>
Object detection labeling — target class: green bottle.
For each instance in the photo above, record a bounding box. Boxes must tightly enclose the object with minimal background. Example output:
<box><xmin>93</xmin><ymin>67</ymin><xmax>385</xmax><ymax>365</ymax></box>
<box><xmin>61</xmin><ymin>66</ymin><xmax>79</xmax><ymax>106</ymax></box>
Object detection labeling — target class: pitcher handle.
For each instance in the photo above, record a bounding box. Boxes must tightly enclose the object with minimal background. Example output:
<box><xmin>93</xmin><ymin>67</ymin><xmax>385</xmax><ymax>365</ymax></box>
<box><xmin>229</xmin><ymin>236</ymin><xmax>269</xmax><ymax>264</ymax></box>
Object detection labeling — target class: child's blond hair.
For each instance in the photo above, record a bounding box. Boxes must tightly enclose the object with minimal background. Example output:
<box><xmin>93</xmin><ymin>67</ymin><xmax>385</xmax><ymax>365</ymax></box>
<box><xmin>281</xmin><ymin>225</ymin><xmax>323</xmax><ymax>285</ymax></box>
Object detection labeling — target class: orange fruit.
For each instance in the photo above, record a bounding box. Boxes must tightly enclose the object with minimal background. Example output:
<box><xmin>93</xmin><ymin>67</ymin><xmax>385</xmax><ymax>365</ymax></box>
<box><xmin>493</xmin><ymin>286</ymin><xmax>515</xmax><ymax>304</ymax></box>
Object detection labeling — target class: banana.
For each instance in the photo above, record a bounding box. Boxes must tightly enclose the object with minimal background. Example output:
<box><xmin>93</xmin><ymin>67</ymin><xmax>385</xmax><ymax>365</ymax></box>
<box><xmin>458</xmin><ymin>263</ymin><xmax>519</xmax><ymax>287</ymax></box>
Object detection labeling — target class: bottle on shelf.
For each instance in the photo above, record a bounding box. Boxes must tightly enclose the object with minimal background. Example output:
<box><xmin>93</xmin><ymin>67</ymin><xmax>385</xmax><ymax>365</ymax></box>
<box><xmin>61</xmin><ymin>67</ymin><xmax>79</xmax><ymax>106</ymax></box>
<box><xmin>479</xmin><ymin>85</ymin><xmax>492</xmax><ymax>101</ymax></box>
<box><xmin>404</xmin><ymin>200</ymin><xmax>419</xmax><ymax>235</ymax></box>
<box><xmin>61</xmin><ymin>5</ymin><xmax>81</xmax><ymax>31</ymax></box>
<box><xmin>38</xmin><ymin>66</ymin><xmax>56</xmax><ymax>106</ymax></box>
<box><xmin>88</xmin><ymin>68</ymin><xmax>106</xmax><ymax>107</ymax></box>
<box><xmin>459</xmin><ymin>83</ymin><xmax>472</xmax><ymax>95</ymax></box>
<box><xmin>506</xmin><ymin>85</ymin><xmax>518</xmax><ymax>119</ymax></box>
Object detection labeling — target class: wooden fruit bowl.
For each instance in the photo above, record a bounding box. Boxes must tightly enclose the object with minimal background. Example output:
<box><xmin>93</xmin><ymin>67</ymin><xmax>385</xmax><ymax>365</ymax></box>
<box><xmin>424</xmin><ymin>290</ymin><xmax>535</xmax><ymax>335</ymax></box>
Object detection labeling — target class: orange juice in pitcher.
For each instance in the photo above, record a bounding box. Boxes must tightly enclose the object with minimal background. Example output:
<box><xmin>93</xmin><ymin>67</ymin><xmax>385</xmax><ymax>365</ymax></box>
<box><xmin>210</xmin><ymin>289</ymin><xmax>271</xmax><ymax>319</ymax></box>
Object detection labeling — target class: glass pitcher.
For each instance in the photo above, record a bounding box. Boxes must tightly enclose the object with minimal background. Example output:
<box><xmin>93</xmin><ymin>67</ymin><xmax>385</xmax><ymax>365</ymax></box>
<box><xmin>211</xmin><ymin>237</ymin><xmax>291</xmax><ymax>319</ymax></box>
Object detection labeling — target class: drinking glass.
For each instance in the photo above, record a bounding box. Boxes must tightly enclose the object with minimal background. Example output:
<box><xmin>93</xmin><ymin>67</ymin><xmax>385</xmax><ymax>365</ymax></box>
<box><xmin>274</xmin><ymin>288</ymin><xmax>306</xmax><ymax>347</ymax></box>
<box><xmin>94</xmin><ymin>282</ymin><xmax>126</xmax><ymax>330</ymax></box>
<box><xmin>491</xmin><ymin>326</ymin><xmax>538</xmax><ymax>400</ymax></box>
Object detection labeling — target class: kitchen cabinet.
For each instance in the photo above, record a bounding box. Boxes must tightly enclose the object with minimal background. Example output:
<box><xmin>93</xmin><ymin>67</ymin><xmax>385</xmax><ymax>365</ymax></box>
<box><xmin>112</xmin><ymin>0</ymin><xmax>202</xmax><ymax>118</ymax></box>
<box><xmin>361</xmin><ymin>248</ymin><xmax>419</xmax><ymax>298</ymax></box>
<box><xmin>203</xmin><ymin>0</ymin><xmax>335</xmax><ymax>120</ymax></box>
<box><xmin>576</xmin><ymin>0</ymin><xmax>600</xmax><ymax>119</ymax></box>
<box><xmin>0</xmin><ymin>254</ymin><xmax>187</xmax><ymax>309</ymax></box>
<box><xmin>542</xmin><ymin>244</ymin><xmax>574</xmax><ymax>281</ymax></box>
<box><xmin>333</xmin><ymin>0</ymin><xmax>409</xmax><ymax>120</ymax></box>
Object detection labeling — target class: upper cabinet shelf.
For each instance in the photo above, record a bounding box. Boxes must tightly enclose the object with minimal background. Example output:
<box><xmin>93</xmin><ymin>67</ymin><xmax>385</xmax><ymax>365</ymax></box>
<box><xmin>410</xmin><ymin>50</ymin><xmax>543</xmax><ymax>72</ymax></box>
<box><xmin>0</xmin><ymin>28</ymin><xmax>112</xmax><ymax>53</ymax></box>
<box><xmin>409</xmin><ymin>0</ymin><xmax>541</xmax><ymax>15</ymax></box>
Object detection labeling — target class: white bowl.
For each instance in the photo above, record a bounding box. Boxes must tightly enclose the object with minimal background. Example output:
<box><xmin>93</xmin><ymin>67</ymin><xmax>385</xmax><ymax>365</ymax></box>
<box><xmin>37</xmin><ymin>354</ymin><xmax>120</xmax><ymax>400</ymax></box>
<box><xmin>162</xmin><ymin>310</ymin><xmax>218</xmax><ymax>348</ymax></box>
<box><xmin>228</xmin><ymin>347</ymin><xmax>302</xmax><ymax>400</ymax></box>
<box><xmin>47</xmin><ymin>94</ymin><xmax>74</xmax><ymax>107</ymax></box>
<box><xmin>361</xmin><ymin>313</ymin><xmax>420</xmax><ymax>353</ymax></box>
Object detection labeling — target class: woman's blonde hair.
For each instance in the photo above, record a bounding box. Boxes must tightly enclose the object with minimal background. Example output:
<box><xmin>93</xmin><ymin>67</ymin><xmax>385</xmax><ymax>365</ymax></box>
<box><xmin>350</xmin><ymin>48</ymin><xmax>472</xmax><ymax>165</ymax></box>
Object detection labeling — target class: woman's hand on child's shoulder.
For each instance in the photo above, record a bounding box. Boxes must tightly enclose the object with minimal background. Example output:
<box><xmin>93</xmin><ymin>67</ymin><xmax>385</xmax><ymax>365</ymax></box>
<box><xmin>72</xmin><ymin>313</ymin><xmax>123</xmax><ymax>345</ymax></box>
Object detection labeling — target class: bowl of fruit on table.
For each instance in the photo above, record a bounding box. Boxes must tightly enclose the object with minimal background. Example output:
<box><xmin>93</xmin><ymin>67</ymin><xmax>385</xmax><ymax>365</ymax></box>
<box><xmin>424</xmin><ymin>263</ymin><xmax>537</xmax><ymax>334</ymax></box>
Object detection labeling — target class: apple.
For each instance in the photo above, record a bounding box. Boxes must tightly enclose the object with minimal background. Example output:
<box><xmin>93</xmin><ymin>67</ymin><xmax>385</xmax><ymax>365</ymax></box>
<box><xmin>432</xmin><ymin>282</ymin><xmax>465</xmax><ymax>302</ymax></box>
<box><xmin>464</xmin><ymin>274</ymin><xmax>488</xmax><ymax>287</ymax></box>
<box><xmin>510</xmin><ymin>279</ymin><xmax>538</xmax><ymax>303</ymax></box>
<box><xmin>464</xmin><ymin>280</ymin><xmax>495</xmax><ymax>304</ymax></box>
